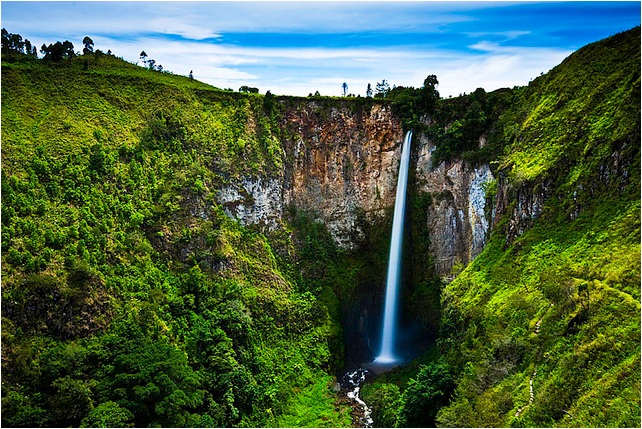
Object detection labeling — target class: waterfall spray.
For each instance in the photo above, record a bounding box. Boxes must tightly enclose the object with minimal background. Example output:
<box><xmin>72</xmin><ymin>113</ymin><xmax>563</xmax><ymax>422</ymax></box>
<box><xmin>374</xmin><ymin>130</ymin><xmax>412</xmax><ymax>364</ymax></box>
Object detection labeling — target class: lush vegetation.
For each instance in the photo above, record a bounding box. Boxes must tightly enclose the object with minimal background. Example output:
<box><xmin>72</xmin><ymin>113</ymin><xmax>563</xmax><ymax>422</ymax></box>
<box><xmin>2</xmin><ymin>26</ymin><xmax>640</xmax><ymax>428</ymax></box>
<box><xmin>1</xmin><ymin>37</ymin><xmax>357</xmax><ymax>427</ymax></box>
<box><xmin>434</xmin><ymin>27</ymin><xmax>640</xmax><ymax>428</ymax></box>
<box><xmin>359</xmin><ymin>27</ymin><xmax>641</xmax><ymax>429</ymax></box>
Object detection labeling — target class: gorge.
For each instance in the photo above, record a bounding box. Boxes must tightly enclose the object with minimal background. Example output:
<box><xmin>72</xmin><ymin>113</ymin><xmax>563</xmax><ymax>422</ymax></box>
<box><xmin>1</xmin><ymin>27</ymin><xmax>640</xmax><ymax>428</ymax></box>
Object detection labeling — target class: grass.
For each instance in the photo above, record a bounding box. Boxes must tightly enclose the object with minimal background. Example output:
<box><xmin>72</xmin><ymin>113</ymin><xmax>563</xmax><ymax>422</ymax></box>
<box><xmin>270</xmin><ymin>374</ymin><xmax>352</xmax><ymax>428</ymax></box>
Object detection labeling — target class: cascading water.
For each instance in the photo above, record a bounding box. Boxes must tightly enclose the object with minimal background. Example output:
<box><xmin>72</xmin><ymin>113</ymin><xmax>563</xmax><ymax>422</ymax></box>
<box><xmin>342</xmin><ymin>368</ymin><xmax>374</xmax><ymax>427</ymax></box>
<box><xmin>339</xmin><ymin>132</ymin><xmax>412</xmax><ymax>425</ymax></box>
<box><xmin>374</xmin><ymin>130</ymin><xmax>413</xmax><ymax>364</ymax></box>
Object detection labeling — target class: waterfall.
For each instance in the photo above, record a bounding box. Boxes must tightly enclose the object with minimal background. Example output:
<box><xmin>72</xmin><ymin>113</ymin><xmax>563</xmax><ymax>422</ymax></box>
<box><xmin>374</xmin><ymin>130</ymin><xmax>412</xmax><ymax>364</ymax></box>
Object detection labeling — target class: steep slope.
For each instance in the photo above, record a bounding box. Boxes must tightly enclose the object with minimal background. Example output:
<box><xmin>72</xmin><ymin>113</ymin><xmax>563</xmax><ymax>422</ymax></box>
<box><xmin>0</xmin><ymin>50</ymin><xmax>431</xmax><ymax>427</ymax></box>
<box><xmin>0</xmin><ymin>54</ymin><xmax>359</xmax><ymax>427</ymax></box>
<box><xmin>2</xmin><ymin>26</ymin><xmax>639</xmax><ymax>428</ymax></box>
<box><xmin>435</xmin><ymin>27</ymin><xmax>640</xmax><ymax>427</ymax></box>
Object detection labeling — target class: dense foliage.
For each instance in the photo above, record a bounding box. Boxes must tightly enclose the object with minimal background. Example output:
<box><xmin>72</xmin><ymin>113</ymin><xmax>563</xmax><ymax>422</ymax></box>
<box><xmin>1</xmin><ymin>44</ymin><xmax>353</xmax><ymax>427</ymax></box>
<box><xmin>384</xmin><ymin>74</ymin><xmax>440</xmax><ymax>130</ymax></box>
<box><xmin>437</xmin><ymin>28</ymin><xmax>640</xmax><ymax>427</ymax></box>
<box><xmin>362</xmin><ymin>27</ymin><xmax>640</xmax><ymax>429</ymax></box>
<box><xmin>2</xmin><ymin>26</ymin><xmax>640</xmax><ymax>428</ymax></box>
<box><xmin>434</xmin><ymin>27</ymin><xmax>641</xmax><ymax>427</ymax></box>
<box><xmin>428</xmin><ymin>87</ymin><xmax>505</xmax><ymax>165</ymax></box>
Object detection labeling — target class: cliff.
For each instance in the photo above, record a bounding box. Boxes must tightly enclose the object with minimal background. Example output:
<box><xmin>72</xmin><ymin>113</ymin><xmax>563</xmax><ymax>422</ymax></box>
<box><xmin>217</xmin><ymin>99</ymin><xmax>495</xmax><ymax>278</ymax></box>
<box><xmin>218</xmin><ymin>101</ymin><xmax>405</xmax><ymax>249</ymax></box>
<box><xmin>2</xmin><ymin>26</ymin><xmax>639</xmax><ymax>428</ymax></box>
<box><xmin>415</xmin><ymin>133</ymin><xmax>494</xmax><ymax>277</ymax></box>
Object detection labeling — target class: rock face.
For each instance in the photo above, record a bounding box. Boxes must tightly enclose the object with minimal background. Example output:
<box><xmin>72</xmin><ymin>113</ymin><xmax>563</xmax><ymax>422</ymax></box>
<box><xmin>218</xmin><ymin>177</ymin><xmax>285</xmax><ymax>231</ymax></box>
<box><xmin>218</xmin><ymin>101</ymin><xmax>405</xmax><ymax>249</ymax></box>
<box><xmin>494</xmin><ymin>177</ymin><xmax>547</xmax><ymax>243</ymax></box>
<box><xmin>415</xmin><ymin>133</ymin><xmax>494</xmax><ymax>278</ymax></box>
<box><xmin>281</xmin><ymin>102</ymin><xmax>405</xmax><ymax>248</ymax></box>
<box><xmin>217</xmin><ymin>99</ymin><xmax>495</xmax><ymax>276</ymax></box>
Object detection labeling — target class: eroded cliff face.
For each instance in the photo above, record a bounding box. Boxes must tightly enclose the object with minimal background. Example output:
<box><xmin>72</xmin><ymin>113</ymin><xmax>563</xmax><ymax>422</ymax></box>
<box><xmin>415</xmin><ymin>133</ymin><xmax>494</xmax><ymax>278</ymax></box>
<box><xmin>282</xmin><ymin>102</ymin><xmax>406</xmax><ymax>248</ymax></box>
<box><xmin>219</xmin><ymin>101</ymin><xmax>405</xmax><ymax>249</ymax></box>
<box><xmin>217</xmin><ymin>99</ymin><xmax>498</xmax><ymax>277</ymax></box>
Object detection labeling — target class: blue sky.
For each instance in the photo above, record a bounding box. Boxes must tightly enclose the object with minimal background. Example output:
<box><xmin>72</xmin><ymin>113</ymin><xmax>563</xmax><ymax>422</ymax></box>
<box><xmin>2</xmin><ymin>1</ymin><xmax>640</xmax><ymax>97</ymax></box>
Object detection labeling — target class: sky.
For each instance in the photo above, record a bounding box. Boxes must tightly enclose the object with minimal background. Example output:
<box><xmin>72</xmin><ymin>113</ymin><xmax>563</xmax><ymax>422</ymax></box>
<box><xmin>1</xmin><ymin>1</ymin><xmax>640</xmax><ymax>97</ymax></box>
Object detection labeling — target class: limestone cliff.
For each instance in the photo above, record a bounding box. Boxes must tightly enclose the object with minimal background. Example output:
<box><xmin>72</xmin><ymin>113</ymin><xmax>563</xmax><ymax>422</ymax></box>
<box><xmin>217</xmin><ymin>99</ymin><xmax>498</xmax><ymax>277</ymax></box>
<box><xmin>414</xmin><ymin>133</ymin><xmax>494</xmax><ymax>278</ymax></box>
<box><xmin>219</xmin><ymin>101</ymin><xmax>405</xmax><ymax>249</ymax></box>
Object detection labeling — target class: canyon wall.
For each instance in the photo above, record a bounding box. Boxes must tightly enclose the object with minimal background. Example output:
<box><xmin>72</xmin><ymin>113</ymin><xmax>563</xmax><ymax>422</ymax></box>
<box><xmin>218</xmin><ymin>102</ymin><xmax>405</xmax><ymax>249</ymax></box>
<box><xmin>414</xmin><ymin>133</ymin><xmax>494</xmax><ymax>278</ymax></box>
<box><xmin>218</xmin><ymin>100</ymin><xmax>498</xmax><ymax>278</ymax></box>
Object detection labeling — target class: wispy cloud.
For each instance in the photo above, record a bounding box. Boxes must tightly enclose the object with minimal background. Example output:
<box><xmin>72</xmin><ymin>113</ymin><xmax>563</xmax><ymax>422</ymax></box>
<box><xmin>2</xmin><ymin>1</ymin><xmax>639</xmax><ymax>97</ymax></box>
<box><xmin>147</xmin><ymin>17</ymin><xmax>222</xmax><ymax>40</ymax></box>
<box><xmin>434</xmin><ymin>47</ymin><xmax>572</xmax><ymax>97</ymax></box>
<box><xmin>465</xmin><ymin>30</ymin><xmax>531</xmax><ymax>41</ymax></box>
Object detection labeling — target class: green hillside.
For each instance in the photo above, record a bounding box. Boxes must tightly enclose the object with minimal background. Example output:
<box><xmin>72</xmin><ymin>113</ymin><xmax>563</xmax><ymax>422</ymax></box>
<box><xmin>2</xmin><ymin>27</ymin><xmax>640</xmax><ymax>428</ymax></box>
<box><xmin>436</xmin><ymin>27</ymin><xmax>641</xmax><ymax>427</ymax></box>
<box><xmin>1</xmin><ymin>53</ymin><xmax>353</xmax><ymax>427</ymax></box>
<box><xmin>361</xmin><ymin>27</ymin><xmax>641</xmax><ymax>428</ymax></box>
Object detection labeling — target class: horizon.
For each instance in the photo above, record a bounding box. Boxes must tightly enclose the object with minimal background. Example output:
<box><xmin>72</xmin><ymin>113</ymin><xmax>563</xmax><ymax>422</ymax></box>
<box><xmin>2</xmin><ymin>1</ymin><xmax>640</xmax><ymax>97</ymax></box>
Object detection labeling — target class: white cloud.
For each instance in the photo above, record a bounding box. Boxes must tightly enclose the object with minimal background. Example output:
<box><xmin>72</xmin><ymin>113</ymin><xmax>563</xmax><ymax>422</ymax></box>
<box><xmin>99</xmin><ymin>32</ymin><xmax>572</xmax><ymax>97</ymax></box>
<box><xmin>465</xmin><ymin>30</ymin><xmax>531</xmax><ymax>41</ymax></box>
<box><xmin>1</xmin><ymin>1</ymin><xmax>473</xmax><ymax>40</ymax></box>
<box><xmin>469</xmin><ymin>41</ymin><xmax>503</xmax><ymax>53</ymax></box>
<box><xmin>434</xmin><ymin>47</ymin><xmax>572</xmax><ymax>97</ymax></box>
<box><xmin>0</xmin><ymin>1</ymin><xmax>599</xmax><ymax>98</ymax></box>
<box><xmin>147</xmin><ymin>17</ymin><xmax>222</xmax><ymax>40</ymax></box>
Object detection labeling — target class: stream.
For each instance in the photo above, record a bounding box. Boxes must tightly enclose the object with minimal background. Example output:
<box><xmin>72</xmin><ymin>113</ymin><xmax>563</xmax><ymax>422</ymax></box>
<box><xmin>342</xmin><ymin>368</ymin><xmax>374</xmax><ymax>427</ymax></box>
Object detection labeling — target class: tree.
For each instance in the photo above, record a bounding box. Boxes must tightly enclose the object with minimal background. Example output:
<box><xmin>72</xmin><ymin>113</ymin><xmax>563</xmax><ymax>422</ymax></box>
<box><xmin>399</xmin><ymin>359</ymin><xmax>454</xmax><ymax>427</ymax></box>
<box><xmin>387</xmin><ymin>85</ymin><xmax>418</xmax><ymax>123</ymax></box>
<box><xmin>26</xmin><ymin>41</ymin><xmax>37</xmax><ymax>58</ymax></box>
<box><xmin>365</xmin><ymin>383</ymin><xmax>402</xmax><ymax>427</ymax></box>
<box><xmin>40</xmin><ymin>40</ymin><xmax>76</xmax><ymax>61</ymax></box>
<box><xmin>419</xmin><ymin>74</ymin><xmax>440</xmax><ymax>112</ymax></box>
<box><xmin>82</xmin><ymin>36</ymin><xmax>94</xmax><ymax>55</ymax></box>
<box><xmin>1</xmin><ymin>29</ymin><xmax>35</xmax><ymax>58</ymax></box>
<box><xmin>97</xmin><ymin>338</ymin><xmax>206</xmax><ymax>427</ymax></box>
<box><xmin>6</xmin><ymin>31</ymin><xmax>24</xmax><ymax>54</ymax></box>
<box><xmin>80</xmin><ymin>402</ymin><xmax>134</xmax><ymax>428</ymax></box>
<box><xmin>366</xmin><ymin>83</ymin><xmax>373</xmax><ymax>98</ymax></box>
<box><xmin>140</xmin><ymin>50</ymin><xmax>147</xmax><ymax>65</ymax></box>
<box><xmin>263</xmin><ymin>90</ymin><xmax>275</xmax><ymax>113</ymax></box>
<box><xmin>62</xmin><ymin>40</ymin><xmax>75</xmax><ymax>58</ymax></box>
<box><xmin>374</xmin><ymin>79</ymin><xmax>390</xmax><ymax>98</ymax></box>
<box><xmin>1</xmin><ymin>28</ymin><xmax>10</xmax><ymax>54</ymax></box>
<box><xmin>342</xmin><ymin>82</ymin><xmax>348</xmax><ymax>96</ymax></box>
<box><xmin>1</xmin><ymin>29</ymin><xmax>36</xmax><ymax>59</ymax></box>
<box><xmin>239</xmin><ymin>86</ymin><xmax>259</xmax><ymax>93</ymax></box>
<box><xmin>49</xmin><ymin>376</ymin><xmax>94</xmax><ymax>427</ymax></box>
